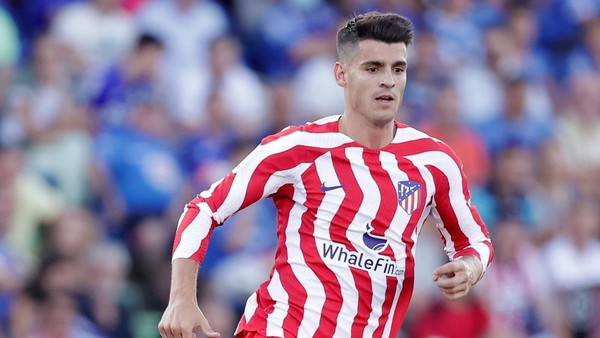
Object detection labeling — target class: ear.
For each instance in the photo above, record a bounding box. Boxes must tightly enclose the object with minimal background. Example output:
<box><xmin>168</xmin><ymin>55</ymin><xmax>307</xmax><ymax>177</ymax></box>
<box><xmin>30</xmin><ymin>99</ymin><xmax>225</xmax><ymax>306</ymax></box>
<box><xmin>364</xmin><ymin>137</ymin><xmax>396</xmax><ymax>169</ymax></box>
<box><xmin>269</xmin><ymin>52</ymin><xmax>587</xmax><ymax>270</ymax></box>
<box><xmin>334</xmin><ymin>62</ymin><xmax>346</xmax><ymax>87</ymax></box>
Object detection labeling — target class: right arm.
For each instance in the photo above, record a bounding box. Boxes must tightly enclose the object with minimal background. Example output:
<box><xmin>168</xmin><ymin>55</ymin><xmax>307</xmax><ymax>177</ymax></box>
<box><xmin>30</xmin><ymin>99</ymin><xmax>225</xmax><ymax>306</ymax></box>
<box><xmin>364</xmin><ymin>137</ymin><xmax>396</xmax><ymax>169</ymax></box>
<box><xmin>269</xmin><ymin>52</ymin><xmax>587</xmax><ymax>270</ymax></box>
<box><xmin>158</xmin><ymin>258</ymin><xmax>220</xmax><ymax>338</ymax></box>
<box><xmin>159</xmin><ymin>128</ymin><xmax>310</xmax><ymax>337</ymax></box>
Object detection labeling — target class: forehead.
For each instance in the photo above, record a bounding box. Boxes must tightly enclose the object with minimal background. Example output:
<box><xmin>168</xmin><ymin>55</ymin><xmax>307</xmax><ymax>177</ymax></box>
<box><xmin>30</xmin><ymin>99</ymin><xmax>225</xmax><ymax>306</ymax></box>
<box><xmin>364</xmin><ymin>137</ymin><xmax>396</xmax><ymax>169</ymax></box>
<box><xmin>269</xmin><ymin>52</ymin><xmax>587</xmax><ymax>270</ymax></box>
<box><xmin>350</xmin><ymin>39</ymin><xmax>408</xmax><ymax>64</ymax></box>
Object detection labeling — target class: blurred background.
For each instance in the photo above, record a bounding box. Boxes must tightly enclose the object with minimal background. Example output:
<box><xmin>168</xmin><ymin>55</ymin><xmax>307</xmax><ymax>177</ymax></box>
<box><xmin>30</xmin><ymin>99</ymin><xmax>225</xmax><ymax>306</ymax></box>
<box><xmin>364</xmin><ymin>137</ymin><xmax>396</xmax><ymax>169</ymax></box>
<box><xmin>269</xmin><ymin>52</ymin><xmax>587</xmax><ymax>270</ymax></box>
<box><xmin>0</xmin><ymin>0</ymin><xmax>600</xmax><ymax>337</ymax></box>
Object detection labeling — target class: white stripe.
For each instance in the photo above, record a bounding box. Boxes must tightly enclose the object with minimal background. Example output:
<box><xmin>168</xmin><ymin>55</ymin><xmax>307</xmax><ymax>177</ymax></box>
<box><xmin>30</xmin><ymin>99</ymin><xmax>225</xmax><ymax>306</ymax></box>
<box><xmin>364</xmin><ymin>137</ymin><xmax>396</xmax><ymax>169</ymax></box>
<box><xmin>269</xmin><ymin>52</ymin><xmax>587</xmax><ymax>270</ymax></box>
<box><xmin>265</xmin><ymin>270</ymin><xmax>287</xmax><ymax>337</ymax></box>
<box><xmin>172</xmin><ymin>202</ymin><xmax>214</xmax><ymax>260</ymax></box>
<box><xmin>396</xmin><ymin>126</ymin><xmax>436</xmax><ymax>144</ymax></box>
<box><xmin>239</xmin><ymin>292</ymin><xmax>258</xmax><ymax>332</ymax></box>
<box><xmin>264</xmin><ymin>164</ymin><xmax>311</xmax><ymax>199</ymax></box>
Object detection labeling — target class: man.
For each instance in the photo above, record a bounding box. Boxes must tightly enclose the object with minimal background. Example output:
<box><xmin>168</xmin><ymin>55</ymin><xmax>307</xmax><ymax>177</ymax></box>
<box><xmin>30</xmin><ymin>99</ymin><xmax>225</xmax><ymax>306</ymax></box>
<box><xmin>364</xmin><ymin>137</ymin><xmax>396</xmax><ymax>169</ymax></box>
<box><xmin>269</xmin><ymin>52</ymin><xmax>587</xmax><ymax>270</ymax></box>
<box><xmin>159</xmin><ymin>12</ymin><xmax>493</xmax><ymax>338</ymax></box>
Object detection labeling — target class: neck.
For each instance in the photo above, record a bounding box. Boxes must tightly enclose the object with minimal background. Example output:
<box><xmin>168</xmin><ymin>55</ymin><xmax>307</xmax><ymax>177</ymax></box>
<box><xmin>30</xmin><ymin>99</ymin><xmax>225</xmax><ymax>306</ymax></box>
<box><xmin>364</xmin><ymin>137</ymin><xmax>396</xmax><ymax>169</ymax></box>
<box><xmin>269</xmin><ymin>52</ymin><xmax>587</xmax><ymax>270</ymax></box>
<box><xmin>339</xmin><ymin>114</ymin><xmax>396</xmax><ymax>149</ymax></box>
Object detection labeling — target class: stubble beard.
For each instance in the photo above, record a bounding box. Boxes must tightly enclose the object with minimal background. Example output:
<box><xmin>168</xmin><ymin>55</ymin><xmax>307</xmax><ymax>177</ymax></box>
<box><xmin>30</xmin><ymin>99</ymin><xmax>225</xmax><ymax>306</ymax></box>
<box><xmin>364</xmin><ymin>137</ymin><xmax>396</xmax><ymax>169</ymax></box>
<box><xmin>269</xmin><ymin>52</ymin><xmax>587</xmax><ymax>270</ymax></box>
<box><xmin>368</xmin><ymin>107</ymin><xmax>398</xmax><ymax>128</ymax></box>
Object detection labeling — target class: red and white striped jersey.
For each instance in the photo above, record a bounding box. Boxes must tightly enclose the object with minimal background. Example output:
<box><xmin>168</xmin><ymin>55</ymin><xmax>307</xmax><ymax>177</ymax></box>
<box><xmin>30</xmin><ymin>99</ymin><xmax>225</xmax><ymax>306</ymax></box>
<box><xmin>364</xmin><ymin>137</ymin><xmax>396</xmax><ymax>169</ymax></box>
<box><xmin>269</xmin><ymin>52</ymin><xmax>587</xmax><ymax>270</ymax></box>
<box><xmin>172</xmin><ymin>115</ymin><xmax>494</xmax><ymax>338</ymax></box>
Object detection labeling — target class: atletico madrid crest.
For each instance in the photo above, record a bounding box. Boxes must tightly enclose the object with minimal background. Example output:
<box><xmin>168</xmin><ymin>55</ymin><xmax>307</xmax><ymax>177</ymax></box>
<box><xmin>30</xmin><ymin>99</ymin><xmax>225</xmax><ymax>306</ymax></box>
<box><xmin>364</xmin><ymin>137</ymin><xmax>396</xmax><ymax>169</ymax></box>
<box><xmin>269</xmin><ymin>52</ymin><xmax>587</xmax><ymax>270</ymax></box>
<box><xmin>398</xmin><ymin>181</ymin><xmax>422</xmax><ymax>214</ymax></box>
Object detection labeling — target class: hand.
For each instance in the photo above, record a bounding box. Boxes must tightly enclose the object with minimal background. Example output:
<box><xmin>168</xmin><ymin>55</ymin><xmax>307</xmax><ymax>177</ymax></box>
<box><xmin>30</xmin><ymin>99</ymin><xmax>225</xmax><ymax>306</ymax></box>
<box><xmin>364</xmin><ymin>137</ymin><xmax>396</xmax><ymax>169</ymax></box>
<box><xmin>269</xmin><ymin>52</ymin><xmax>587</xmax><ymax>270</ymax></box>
<box><xmin>158</xmin><ymin>300</ymin><xmax>220</xmax><ymax>338</ymax></box>
<box><xmin>158</xmin><ymin>259</ymin><xmax>220</xmax><ymax>338</ymax></box>
<box><xmin>432</xmin><ymin>255</ymin><xmax>482</xmax><ymax>301</ymax></box>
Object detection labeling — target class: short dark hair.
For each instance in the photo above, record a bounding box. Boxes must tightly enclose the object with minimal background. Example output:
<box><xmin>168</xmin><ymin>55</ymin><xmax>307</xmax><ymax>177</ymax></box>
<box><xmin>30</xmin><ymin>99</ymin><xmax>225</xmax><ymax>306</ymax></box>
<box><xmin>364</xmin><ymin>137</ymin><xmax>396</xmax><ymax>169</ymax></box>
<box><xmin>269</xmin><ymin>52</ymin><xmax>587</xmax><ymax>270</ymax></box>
<box><xmin>136</xmin><ymin>33</ymin><xmax>164</xmax><ymax>51</ymax></box>
<box><xmin>336</xmin><ymin>12</ymin><xmax>414</xmax><ymax>61</ymax></box>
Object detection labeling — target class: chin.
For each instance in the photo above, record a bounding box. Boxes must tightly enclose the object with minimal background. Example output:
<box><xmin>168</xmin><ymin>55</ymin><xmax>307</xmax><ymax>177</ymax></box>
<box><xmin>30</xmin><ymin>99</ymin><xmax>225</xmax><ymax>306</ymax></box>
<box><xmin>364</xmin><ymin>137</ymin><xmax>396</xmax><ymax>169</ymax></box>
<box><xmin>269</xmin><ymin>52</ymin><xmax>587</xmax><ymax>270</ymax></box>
<box><xmin>369</xmin><ymin>111</ymin><xmax>396</xmax><ymax>127</ymax></box>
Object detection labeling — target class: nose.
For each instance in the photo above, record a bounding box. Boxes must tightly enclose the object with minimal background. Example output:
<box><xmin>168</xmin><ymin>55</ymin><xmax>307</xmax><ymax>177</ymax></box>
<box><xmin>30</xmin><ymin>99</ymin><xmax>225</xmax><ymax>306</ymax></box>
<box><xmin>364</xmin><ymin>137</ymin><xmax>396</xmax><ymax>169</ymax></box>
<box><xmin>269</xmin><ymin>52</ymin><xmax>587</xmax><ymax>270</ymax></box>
<box><xmin>379</xmin><ymin>70</ymin><xmax>395</xmax><ymax>88</ymax></box>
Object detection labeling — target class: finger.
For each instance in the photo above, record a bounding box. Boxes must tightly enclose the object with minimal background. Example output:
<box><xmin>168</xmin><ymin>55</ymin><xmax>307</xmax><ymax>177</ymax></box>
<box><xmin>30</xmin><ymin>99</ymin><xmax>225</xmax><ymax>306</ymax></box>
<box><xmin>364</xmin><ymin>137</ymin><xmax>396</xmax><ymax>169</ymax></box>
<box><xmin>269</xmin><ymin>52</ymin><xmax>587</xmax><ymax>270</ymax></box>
<box><xmin>442</xmin><ymin>288</ymin><xmax>469</xmax><ymax>301</ymax></box>
<box><xmin>435</xmin><ymin>273</ymin><xmax>468</xmax><ymax>289</ymax></box>
<box><xmin>439</xmin><ymin>280</ymin><xmax>471</xmax><ymax>300</ymax></box>
<box><xmin>170</xmin><ymin>323</ymin><xmax>191</xmax><ymax>338</ymax></box>
<box><xmin>444</xmin><ymin>283</ymin><xmax>468</xmax><ymax>295</ymax></box>
<box><xmin>434</xmin><ymin>261</ymin><xmax>464</xmax><ymax>277</ymax></box>
<box><xmin>433</xmin><ymin>263</ymin><xmax>458</xmax><ymax>282</ymax></box>
<box><xmin>442</xmin><ymin>288</ymin><xmax>463</xmax><ymax>299</ymax></box>
<box><xmin>198</xmin><ymin>326</ymin><xmax>221</xmax><ymax>338</ymax></box>
<box><xmin>158</xmin><ymin>318</ymin><xmax>173</xmax><ymax>338</ymax></box>
<box><xmin>202</xmin><ymin>330</ymin><xmax>221</xmax><ymax>338</ymax></box>
<box><xmin>182</xmin><ymin>325</ymin><xmax>199</xmax><ymax>338</ymax></box>
<box><xmin>198</xmin><ymin>320</ymin><xmax>221</xmax><ymax>338</ymax></box>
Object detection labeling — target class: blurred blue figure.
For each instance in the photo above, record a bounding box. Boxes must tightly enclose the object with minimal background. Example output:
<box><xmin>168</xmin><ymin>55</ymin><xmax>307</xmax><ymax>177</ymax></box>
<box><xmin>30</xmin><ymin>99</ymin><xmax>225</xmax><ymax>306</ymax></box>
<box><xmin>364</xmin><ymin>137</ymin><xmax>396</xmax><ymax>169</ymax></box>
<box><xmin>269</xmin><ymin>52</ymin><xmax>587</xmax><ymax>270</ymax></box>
<box><xmin>479</xmin><ymin>76</ymin><xmax>554</xmax><ymax>157</ymax></box>
<box><xmin>252</xmin><ymin>0</ymin><xmax>340</xmax><ymax>81</ymax></box>
<box><xmin>470</xmin><ymin>145</ymin><xmax>540</xmax><ymax>233</ymax></box>
<box><xmin>93</xmin><ymin>96</ymin><xmax>184</xmax><ymax>238</ymax></box>
<box><xmin>87</xmin><ymin>33</ymin><xmax>166</xmax><ymax>131</ymax></box>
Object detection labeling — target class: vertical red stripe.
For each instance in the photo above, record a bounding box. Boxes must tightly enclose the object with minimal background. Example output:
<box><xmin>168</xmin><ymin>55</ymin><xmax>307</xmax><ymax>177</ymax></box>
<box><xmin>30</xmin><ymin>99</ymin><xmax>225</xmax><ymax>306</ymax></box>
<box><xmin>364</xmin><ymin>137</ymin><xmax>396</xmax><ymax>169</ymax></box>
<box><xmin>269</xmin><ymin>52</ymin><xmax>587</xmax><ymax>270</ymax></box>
<box><xmin>298</xmin><ymin>166</ymin><xmax>343</xmax><ymax>337</ymax></box>
<box><xmin>327</xmin><ymin>149</ymin><xmax>369</xmax><ymax>335</ymax></box>
<box><xmin>350</xmin><ymin>268</ymin><xmax>373</xmax><ymax>337</ymax></box>
<box><xmin>326</xmin><ymin>150</ymin><xmax>374</xmax><ymax>336</ymax></box>
<box><xmin>329</xmin><ymin>151</ymin><xmax>362</xmax><ymax>251</ymax></box>
<box><xmin>363</xmin><ymin>151</ymin><xmax>400</xmax><ymax>338</ymax></box>
<box><xmin>389</xmin><ymin>155</ymin><xmax>427</xmax><ymax>336</ymax></box>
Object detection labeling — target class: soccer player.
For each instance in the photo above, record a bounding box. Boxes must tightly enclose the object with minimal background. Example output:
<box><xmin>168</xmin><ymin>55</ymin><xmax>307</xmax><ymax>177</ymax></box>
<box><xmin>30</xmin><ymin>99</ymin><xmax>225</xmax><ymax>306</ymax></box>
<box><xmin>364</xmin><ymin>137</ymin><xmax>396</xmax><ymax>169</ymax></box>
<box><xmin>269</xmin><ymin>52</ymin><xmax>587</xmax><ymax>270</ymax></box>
<box><xmin>159</xmin><ymin>12</ymin><xmax>493</xmax><ymax>338</ymax></box>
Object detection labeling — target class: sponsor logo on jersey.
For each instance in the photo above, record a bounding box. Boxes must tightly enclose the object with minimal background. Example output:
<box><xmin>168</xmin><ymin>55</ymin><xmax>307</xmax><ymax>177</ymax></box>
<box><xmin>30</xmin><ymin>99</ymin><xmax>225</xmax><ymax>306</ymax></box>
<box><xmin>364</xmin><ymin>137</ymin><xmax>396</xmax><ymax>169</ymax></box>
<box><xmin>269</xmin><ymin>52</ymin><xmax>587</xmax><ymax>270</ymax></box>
<box><xmin>362</xmin><ymin>223</ymin><xmax>388</xmax><ymax>252</ymax></box>
<box><xmin>320</xmin><ymin>242</ymin><xmax>403</xmax><ymax>276</ymax></box>
<box><xmin>320</xmin><ymin>182</ymin><xmax>346</xmax><ymax>192</ymax></box>
<box><xmin>319</xmin><ymin>224</ymin><xmax>403</xmax><ymax>277</ymax></box>
<box><xmin>398</xmin><ymin>180</ymin><xmax>422</xmax><ymax>214</ymax></box>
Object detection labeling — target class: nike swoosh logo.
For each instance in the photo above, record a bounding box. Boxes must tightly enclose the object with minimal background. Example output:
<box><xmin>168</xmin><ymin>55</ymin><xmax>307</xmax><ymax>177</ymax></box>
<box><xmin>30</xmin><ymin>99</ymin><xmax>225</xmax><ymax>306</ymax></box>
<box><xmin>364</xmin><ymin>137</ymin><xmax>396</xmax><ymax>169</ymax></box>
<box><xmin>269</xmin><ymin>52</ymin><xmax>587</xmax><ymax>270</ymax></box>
<box><xmin>320</xmin><ymin>182</ymin><xmax>346</xmax><ymax>192</ymax></box>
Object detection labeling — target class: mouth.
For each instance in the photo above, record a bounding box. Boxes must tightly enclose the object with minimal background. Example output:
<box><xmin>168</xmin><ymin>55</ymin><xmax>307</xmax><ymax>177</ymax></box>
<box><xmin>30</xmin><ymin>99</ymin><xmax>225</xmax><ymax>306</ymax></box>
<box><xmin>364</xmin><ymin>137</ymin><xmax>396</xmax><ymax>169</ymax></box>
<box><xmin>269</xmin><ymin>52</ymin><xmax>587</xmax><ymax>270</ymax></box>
<box><xmin>375</xmin><ymin>94</ymin><xmax>395</xmax><ymax>103</ymax></box>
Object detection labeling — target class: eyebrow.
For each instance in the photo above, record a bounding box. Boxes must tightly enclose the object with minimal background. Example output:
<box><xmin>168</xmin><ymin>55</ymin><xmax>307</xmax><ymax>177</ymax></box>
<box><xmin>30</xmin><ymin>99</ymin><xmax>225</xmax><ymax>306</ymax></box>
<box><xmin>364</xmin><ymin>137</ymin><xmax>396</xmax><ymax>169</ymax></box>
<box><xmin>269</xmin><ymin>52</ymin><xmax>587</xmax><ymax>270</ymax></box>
<box><xmin>360</xmin><ymin>60</ymin><xmax>408</xmax><ymax>68</ymax></box>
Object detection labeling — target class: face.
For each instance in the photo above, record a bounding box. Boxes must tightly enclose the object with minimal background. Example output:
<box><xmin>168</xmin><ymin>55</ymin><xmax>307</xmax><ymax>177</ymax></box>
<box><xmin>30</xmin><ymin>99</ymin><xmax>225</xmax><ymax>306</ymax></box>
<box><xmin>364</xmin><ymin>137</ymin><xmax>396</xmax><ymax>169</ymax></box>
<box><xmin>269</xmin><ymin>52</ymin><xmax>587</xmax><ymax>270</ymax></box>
<box><xmin>335</xmin><ymin>40</ymin><xmax>408</xmax><ymax>127</ymax></box>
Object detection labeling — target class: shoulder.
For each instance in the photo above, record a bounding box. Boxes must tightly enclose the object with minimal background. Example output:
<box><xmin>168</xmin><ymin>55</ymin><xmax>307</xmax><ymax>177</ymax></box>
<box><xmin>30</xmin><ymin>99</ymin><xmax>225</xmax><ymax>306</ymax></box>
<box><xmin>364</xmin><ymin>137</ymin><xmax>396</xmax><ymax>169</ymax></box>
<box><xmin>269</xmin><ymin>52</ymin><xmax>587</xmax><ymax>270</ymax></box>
<box><xmin>396</xmin><ymin>123</ymin><xmax>457</xmax><ymax>158</ymax></box>
<box><xmin>260</xmin><ymin>115</ymin><xmax>342</xmax><ymax>147</ymax></box>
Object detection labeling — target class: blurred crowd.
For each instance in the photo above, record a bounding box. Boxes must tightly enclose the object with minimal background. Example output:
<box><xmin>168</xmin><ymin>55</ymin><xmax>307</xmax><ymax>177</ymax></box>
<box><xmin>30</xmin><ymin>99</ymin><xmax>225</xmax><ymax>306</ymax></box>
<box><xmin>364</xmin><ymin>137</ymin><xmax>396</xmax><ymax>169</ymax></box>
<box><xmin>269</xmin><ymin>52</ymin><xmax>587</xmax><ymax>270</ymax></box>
<box><xmin>0</xmin><ymin>0</ymin><xmax>600</xmax><ymax>337</ymax></box>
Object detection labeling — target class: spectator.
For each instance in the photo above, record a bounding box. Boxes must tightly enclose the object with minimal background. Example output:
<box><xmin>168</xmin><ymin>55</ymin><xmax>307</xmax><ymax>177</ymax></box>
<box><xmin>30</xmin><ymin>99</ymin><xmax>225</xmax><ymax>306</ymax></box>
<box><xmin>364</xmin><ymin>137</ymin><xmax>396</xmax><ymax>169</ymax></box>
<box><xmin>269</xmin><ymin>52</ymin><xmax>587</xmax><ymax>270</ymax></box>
<box><xmin>86</xmin><ymin>33</ymin><xmax>167</xmax><ymax>131</ymax></box>
<box><xmin>409</xmin><ymin>295</ymin><xmax>489</xmax><ymax>338</ymax></box>
<box><xmin>0</xmin><ymin>4</ymin><xmax>20</xmax><ymax>68</ymax></box>
<box><xmin>425</xmin><ymin>0</ymin><xmax>485</xmax><ymax>68</ymax></box>
<box><xmin>555</xmin><ymin>72</ymin><xmax>600</xmax><ymax>173</ymax></box>
<box><xmin>79</xmin><ymin>241</ymin><xmax>136</xmax><ymax>338</ymax></box>
<box><xmin>478</xmin><ymin>219</ymin><xmax>561</xmax><ymax>338</ymax></box>
<box><xmin>569</xmin><ymin>18</ymin><xmax>600</xmax><ymax>76</ymax></box>
<box><xmin>26</xmin><ymin>291</ymin><xmax>104</xmax><ymax>338</ymax></box>
<box><xmin>418</xmin><ymin>83</ymin><xmax>491</xmax><ymax>187</ymax></box>
<box><xmin>0</xmin><ymin>144</ymin><xmax>63</xmax><ymax>276</ymax></box>
<box><xmin>9</xmin><ymin>34</ymin><xmax>92</xmax><ymax>205</ymax></box>
<box><xmin>402</xmin><ymin>29</ymin><xmax>447</xmax><ymax>125</ymax></box>
<box><xmin>137</xmin><ymin>0</ymin><xmax>229</xmax><ymax>123</ymax></box>
<box><xmin>251</xmin><ymin>0</ymin><xmax>339</xmax><ymax>81</ymax></box>
<box><xmin>176</xmin><ymin>34</ymin><xmax>270</xmax><ymax>137</ymax></box>
<box><xmin>479</xmin><ymin>75</ymin><xmax>554</xmax><ymax>157</ymax></box>
<box><xmin>92</xmin><ymin>96</ymin><xmax>184</xmax><ymax>240</ymax></box>
<box><xmin>471</xmin><ymin>145</ymin><xmax>539</xmax><ymax>232</ymax></box>
<box><xmin>51</xmin><ymin>0</ymin><xmax>136</xmax><ymax>73</ymax></box>
<box><xmin>0</xmin><ymin>178</ymin><xmax>26</xmax><ymax>337</ymax></box>
<box><xmin>543</xmin><ymin>199</ymin><xmax>600</xmax><ymax>337</ymax></box>
<box><xmin>531</xmin><ymin>140</ymin><xmax>577</xmax><ymax>245</ymax></box>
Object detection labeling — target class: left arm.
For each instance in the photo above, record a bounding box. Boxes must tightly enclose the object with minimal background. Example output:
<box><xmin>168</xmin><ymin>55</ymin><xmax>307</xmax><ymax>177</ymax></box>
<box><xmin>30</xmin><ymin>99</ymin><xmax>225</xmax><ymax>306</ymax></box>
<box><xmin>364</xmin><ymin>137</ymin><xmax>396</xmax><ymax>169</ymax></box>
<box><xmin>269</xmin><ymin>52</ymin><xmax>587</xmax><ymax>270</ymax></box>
<box><xmin>429</xmin><ymin>145</ymin><xmax>494</xmax><ymax>300</ymax></box>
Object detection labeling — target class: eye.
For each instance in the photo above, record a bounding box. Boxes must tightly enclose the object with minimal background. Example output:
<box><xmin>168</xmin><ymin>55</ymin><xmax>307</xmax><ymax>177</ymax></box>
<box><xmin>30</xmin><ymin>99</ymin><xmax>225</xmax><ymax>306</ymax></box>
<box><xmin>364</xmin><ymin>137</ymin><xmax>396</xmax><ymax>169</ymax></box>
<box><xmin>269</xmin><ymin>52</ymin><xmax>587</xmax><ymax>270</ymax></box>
<box><xmin>366</xmin><ymin>67</ymin><xmax>378</xmax><ymax>73</ymax></box>
<box><xmin>393</xmin><ymin>67</ymin><xmax>405</xmax><ymax>73</ymax></box>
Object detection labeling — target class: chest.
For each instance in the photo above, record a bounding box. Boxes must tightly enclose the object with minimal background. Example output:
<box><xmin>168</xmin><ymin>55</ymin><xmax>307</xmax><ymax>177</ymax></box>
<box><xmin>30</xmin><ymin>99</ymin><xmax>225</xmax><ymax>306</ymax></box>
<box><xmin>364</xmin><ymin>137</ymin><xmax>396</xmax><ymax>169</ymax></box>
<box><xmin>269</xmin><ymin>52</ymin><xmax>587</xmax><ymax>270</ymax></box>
<box><xmin>297</xmin><ymin>147</ymin><xmax>434</xmax><ymax>235</ymax></box>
